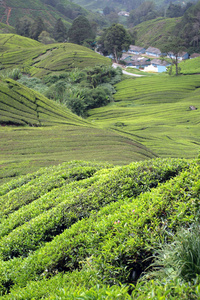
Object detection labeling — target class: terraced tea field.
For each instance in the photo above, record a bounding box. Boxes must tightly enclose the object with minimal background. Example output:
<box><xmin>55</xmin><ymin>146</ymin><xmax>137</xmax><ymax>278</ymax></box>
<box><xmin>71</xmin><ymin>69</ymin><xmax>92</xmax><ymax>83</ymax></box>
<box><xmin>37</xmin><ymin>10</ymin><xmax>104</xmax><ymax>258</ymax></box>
<box><xmin>0</xmin><ymin>157</ymin><xmax>199</xmax><ymax>298</ymax></box>
<box><xmin>0</xmin><ymin>78</ymin><xmax>89</xmax><ymax>127</ymax></box>
<box><xmin>178</xmin><ymin>56</ymin><xmax>200</xmax><ymax>74</ymax></box>
<box><xmin>0</xmin><ymin>124</ymin><xmax>156</xmax><ymax>184</ymax></box>
<box><xmin>87</xmin><ymin>75</ymin><xmax>200</xmax><ymax>158</ymax></box>
<box><xmin>0</xmin><ymin>34</ymin><xmax>111</xmax><ymax>77</ymax></box>
<box><xmin>0</xmin><ymin>77</ymin><xmax>155</xmax><ymax>183</ymax></box>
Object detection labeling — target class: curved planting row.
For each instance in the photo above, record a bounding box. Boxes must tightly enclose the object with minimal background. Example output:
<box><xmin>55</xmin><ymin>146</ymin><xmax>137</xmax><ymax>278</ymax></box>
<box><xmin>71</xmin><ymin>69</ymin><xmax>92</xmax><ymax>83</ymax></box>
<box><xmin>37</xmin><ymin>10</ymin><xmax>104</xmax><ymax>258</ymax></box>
<box><xmin>0</xmin><ymin>159</ymin><xmax>199</xmax><ymax>296</ymax></box>
<box><xmin>0</xmin><ymin>161</ymin><xmax>103</xmax><ymax>218</ymax></box>
<box><xmin>0</xmin><ymin>176</ymin><xmax>99</xmax><ymax>239</ymax></box>
<box><xmin>0</xmin><ymin>158</ymin><xmax>190</xmax><ymax>260</ymax></box>
<box><xmin>0</xmin><ymin>78</ymin><xmax>90</xmax><ymax>126</ymax></box>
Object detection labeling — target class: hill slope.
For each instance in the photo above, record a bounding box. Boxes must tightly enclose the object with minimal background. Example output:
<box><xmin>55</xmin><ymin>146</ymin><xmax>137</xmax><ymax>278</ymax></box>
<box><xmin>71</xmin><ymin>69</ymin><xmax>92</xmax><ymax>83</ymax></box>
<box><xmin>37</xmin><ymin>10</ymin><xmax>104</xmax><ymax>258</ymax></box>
<box><xmin>177</xmin><ymin>56</ymin><xmax>200</xmax><ymax>75</ymax></box>
<box><xmin>87</xmin><ymin>74</ymin><xmax>200</xmax><ymax>158</ymax></box>
<box><xmin>0</xmin><ymin>0</ymin><xmax>87</xmax><ymax>28</ymax></box>
<box><xmin>0</xmin><ymin>158</ymin><xmax>199</xmax><ymax>298</ymax></box>
<box><xmin>0</xmin><ymin>77</ymin><xmax>88</xmax><ymax>126</ymax></box>
<box><xmin>0</xmin><ymin>33</ymin><xmax>41</xmax><ymax>52</ymax></box>
<box><xmin>0</xmin><ymin>36</ymin><xmax>111</xmax><ymax>77</ymax></box>
<box><xmin>133</xmin><ymin>17</ymin><xmax>181</xmax><ymax>48</ymax></box>
<box><xmin>0</xmin><ymin>77</ymin><xmax>156</xmax><ymax>182</ymax></box>
<box><xmin>0</xmin><ymin>22</ymin><xmax>15</xmax><ymax>34</ymax></box>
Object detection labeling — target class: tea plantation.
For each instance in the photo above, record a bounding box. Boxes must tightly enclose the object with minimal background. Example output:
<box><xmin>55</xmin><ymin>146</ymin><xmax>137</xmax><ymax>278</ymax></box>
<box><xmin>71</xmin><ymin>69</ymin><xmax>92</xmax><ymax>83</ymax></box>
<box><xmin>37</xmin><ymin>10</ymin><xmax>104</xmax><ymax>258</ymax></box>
<box><xmin>1</xmin><ymin>31</ymin><xmax>200</xmax><ymax>299</ymax></box>
<box><xmin>0</xmin><ymin>77</ymin><xmax>156</xmax><ymax>183</ymax></box>
<box><xmin>0</xmin><ymin>34</ymin><xmax>111</xmax><ymax>77</ymax></box>
<box><xmin>0</xmin><ymin>157</ymin><xmax>199</xmax><ymax>299</ymax></box>
<box><xmin>88</xmin><ymin>74</ymin><xmax>200</xmax><ymax>158</ymax></box>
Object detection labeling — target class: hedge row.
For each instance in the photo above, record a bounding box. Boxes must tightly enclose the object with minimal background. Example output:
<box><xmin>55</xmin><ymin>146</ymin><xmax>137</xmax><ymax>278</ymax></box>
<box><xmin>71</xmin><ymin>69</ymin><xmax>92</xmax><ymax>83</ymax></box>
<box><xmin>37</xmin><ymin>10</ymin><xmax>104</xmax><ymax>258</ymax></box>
<box><xmin>0</xmin><ymin>162</ymin><xmax>102</xmax><ymax>218</ymax></box>
<box><xmin>0</xmin><ymin>158</ymin><xmax>190</xmax><ymax>260</ymax></box>
<box><xmin>0</xmin><ymin>159</ymin><xmax>198</xmax><ymax>295</ymax></box>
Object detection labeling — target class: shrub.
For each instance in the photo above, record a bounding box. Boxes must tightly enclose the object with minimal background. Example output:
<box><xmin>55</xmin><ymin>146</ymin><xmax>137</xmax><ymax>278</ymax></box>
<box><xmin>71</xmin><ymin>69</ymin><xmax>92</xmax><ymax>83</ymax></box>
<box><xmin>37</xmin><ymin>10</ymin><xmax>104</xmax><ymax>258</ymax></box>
<box><xmin>148</xmin><ymin>224</ymin><xmax>200</xmax><ymax>282</ymax></box>
<box><xmin>18</xmin><ymin>76</ymin><xmax>48</xmax><ymax>94</ymax></box>
<box><xmin>9</xmin><ymin>68</ymin><xmax>22</xmax><ymax>80</ymax></box>
<box><xmin>1</xmin><ymin>68</ymin><xmax>22</xmax><ymax>80</ymax></box>
<box><xmin>64</xmin><ymin>97</ymin><xmax>87</xmax><ymax>116</ymax></box>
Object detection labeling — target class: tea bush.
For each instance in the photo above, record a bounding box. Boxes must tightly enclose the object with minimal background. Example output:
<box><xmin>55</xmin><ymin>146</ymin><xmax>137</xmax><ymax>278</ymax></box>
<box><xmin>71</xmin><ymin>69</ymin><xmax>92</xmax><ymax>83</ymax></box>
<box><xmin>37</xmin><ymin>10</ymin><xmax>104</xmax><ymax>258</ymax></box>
<box><xmin>0</xmin><ymin>158</ymin><xmax>198</xmax><ymax>296</ymax></box>
<box><xmin>0</xmin><ymin>158</ymin><xmax>189</xmax><ymax>260</ymax></box>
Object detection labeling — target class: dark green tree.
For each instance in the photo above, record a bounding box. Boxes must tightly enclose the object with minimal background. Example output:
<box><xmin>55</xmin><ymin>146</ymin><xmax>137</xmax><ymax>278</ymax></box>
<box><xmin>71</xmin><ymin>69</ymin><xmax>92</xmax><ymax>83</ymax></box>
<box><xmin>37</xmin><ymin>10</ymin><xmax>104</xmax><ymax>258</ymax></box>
<box><xmin>15</xmin><ymin>18</ymin><xmax>32</xmax><ymax>37</ymax></box>
<box><xmin>166</xmin><ymin>3</ymin><xmax>183</xmax><ymax>18</ymax></box>
<box><xmin>30</xmin><ymin>17</ymin><xmax>45</xmax><ymax>41</ymax></box>
<box><xmin>173</xmin><ymin>1</ymin><xmax>200</xmax><ymax>51</ymax></box>
<box><xmin>98</xmin><ymin>24</ymin><xmax>131</xmax><ymax>63</ymax></box>
<box><xmin>53</xmin><ymin>18</ymin><xmax>67</xmax><ymax>42</ymax></box>
<box><xmin>128</xmin><ymin>1</ymin><xmax>158</xmax><ymax>27</ymax></box>
<box><xmin>67</xmin><ymin>16</ymin><xmax>95</xmax><ymax>45</ymax></box>
<box><xmin>103</xmin><ymin>6</ymin><xmax>115</xmax><ymax>15</ymax></box>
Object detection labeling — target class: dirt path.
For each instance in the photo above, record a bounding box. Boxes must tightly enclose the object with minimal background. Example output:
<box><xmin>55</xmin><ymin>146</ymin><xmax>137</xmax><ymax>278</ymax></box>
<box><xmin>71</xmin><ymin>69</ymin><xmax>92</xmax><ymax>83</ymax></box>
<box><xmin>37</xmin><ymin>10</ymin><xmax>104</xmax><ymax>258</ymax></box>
<box><xmin>1</xmin><ymin>1</ymin><xmax>12</xmax><ymax>25</ymax></box>
<box><xmin>6</xmin><ymin>7</ymin><xmax>11</xmax><ymax>25</ymax></box>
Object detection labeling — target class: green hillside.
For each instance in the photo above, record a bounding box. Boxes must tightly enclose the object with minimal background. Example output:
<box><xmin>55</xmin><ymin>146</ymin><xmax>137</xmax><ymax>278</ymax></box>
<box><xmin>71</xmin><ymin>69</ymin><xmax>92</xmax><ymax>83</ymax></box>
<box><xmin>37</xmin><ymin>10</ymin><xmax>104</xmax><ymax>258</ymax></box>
<box><xmin>0</xmin><ymin>0</ymin><xmax>87</xmax><ymax>28</ymax></box>
<box><xmin>133</xmin><ymin>17</ymin><xmax>181</xmax><ymax>48</ymax></box>
<box><xmin>0</xmin><ymin>22</ymin><xmax>15</xmax><ymax>34</ymax></box>
<box><xmin>0</xmin><ymin>77</ymin><xmax>156</xmax><ymax>183</ymax></box>
<box><xmin>0</xmin><ymin>33</ymin><xmax>41</xmax><ymax>52</ymax></box>
<box><xmin>177</xmin><ymin>56</ymin><xmax>200</xmax><ymax>74</ymax></box>
<box><xmin>0</xmin><ymin>77</ymin><xmax>88</xmax><ymax>127</ymax></box>
<box><xmin>0</xmin><ymin>158</ymin><xmax>199</xmax><ymax>299</ymax></box>
<box><xmin>0</xmin><ymin>36</ymin><xmax>111</xmax><ymax>77</ymax></box>
<box><xmin>87</xmin><ymin>74</ymin><xmax>200</xmax><ymax>158</ymax></box>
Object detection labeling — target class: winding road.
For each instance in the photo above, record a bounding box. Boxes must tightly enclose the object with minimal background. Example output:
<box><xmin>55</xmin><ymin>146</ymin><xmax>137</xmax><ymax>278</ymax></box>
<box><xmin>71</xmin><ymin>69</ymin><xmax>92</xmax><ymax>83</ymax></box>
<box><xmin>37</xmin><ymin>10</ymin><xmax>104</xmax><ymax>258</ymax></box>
<box><xmin>112</xmin><ymin>63</ymin><xmax>144</xmax><ymax>77</ymax></box>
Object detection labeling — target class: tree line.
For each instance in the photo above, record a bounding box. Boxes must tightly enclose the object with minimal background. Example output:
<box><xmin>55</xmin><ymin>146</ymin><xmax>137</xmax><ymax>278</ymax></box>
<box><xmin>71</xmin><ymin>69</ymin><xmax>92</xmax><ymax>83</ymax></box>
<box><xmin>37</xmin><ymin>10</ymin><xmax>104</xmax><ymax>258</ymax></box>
<box><xmin>15</xmin><ymin>15</ymin><xmax>96</xmax><ymax>46</ymax></box>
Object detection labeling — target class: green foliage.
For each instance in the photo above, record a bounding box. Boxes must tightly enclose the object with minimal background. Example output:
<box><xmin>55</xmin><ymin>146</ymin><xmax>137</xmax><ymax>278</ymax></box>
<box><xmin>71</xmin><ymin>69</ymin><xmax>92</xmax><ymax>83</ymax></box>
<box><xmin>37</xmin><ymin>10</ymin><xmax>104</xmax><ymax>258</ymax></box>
<box><xmin>0</xmin><ymin>77</ymin><xmax>89</xmax><ymax>127</ymax></box>
<box><xmin>53</xmin><ymin>18</ymin><xmax>67</xmax><ymax>43</ymax></box>
<box><xmin>38</xmin><ymin>31</ymin><xmax>56</xmax><ymax>45</ymax></box>
<box><xmin>0</xmin><ymin>157</ymin><xmax>195</xmax><ymax>295</ymax></box>
<box><xmin>17</xmin><ymin>75</ymin><xmax>48</xmax><ymax>94</ymax></box>
<box><xmin>132</xmin><ymin>276</ymin><xmax>200</xmax><ymax>299</ymax></box>
<box><xmin>0</xmin><ymin>0</ymin><xmax>87</xmax><ymax>31</ymax></box>
<box><xmin>64</xmin><ymin>96</ymin><xmax>87</xmax><ymax>116</ymax></box>
<box><xmin>128</xmin><ymin>1</ymin><xmax>158</xmax><ymax>28</ymax></box>
<box><xmin>68</xmin><ymin>15</ymin><xmax>95</xmax><ymax>45</ymax></box>
<box><xmin>174</xmin><ymin>1</ymin><xmax>200</xmax><ymax>50</ymax></box>
<box><xmin>149</xmin><ymin>224</ymin><xmax>200</xmax><ymax>282</ymax></box>
<box><xmin>0</xmin><ymin>22</ymin><xmax>15</xmax><ymax>34</ymax></box>
<box><xmin>176</xmin><ymin>56</ymin><xmax>200</xmax><ymax>75</ymax></box>
<box><xmin>0</xmin><ymin>158</ymin><xmax>199</xmax><ymax>299</ymax></box>
<box><xmin>2</xmin><ymin>68</ymin><xmax>22</xmax><ymax>80</ymax></box>
<box><xmin>15</xmin><ymin>17</ymin><xmax>32</xmax><ymax>38</ymax></box>
<box><xmin>98</xmin><ymin>23</ymin><xmax>132</xmax><ymax>63</ymax></box>
<box><xmin>0</xmin><ymin>33</ymin><xmax>41</xmax><ymax>52</ymax></box>
<box><xmin>161</xmin><ymin>37</ymin><xmax>185</xmax><ymax>76</ymax></box>
<box><xmin>41</xmin><ymin>65</ymin><xmax>121</xmax><ymax>116</ymax></box>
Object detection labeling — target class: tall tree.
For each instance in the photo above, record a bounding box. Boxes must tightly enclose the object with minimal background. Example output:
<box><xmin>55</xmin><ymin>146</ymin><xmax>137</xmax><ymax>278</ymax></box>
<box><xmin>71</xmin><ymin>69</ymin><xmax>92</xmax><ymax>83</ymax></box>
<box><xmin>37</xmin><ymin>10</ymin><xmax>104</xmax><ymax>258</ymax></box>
<box><xmin>53</xmin><ymin>18</ymin><xmax>67</xmax><ymax>42</ymax></box>
<box><xmin>15</xmin><ymin>18</ymin><xmax>32</xmax><ymax>37</ymax></box>
<box><xmin>68</xmin><ymin>16</ymin><xmax>95</xmax><ymax>45</ymax></box>
<box><xmin>30</xmin><ymin>17</ymin><xmax>45</xmax><ymax>41</ymax></box>
<box><xmin>98</xmin><ymin>24</ymin><xmax>131</xmax><ymax>63</ymax></box>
